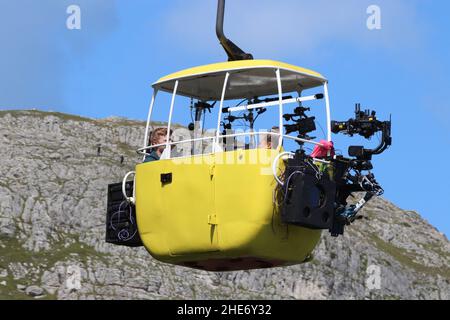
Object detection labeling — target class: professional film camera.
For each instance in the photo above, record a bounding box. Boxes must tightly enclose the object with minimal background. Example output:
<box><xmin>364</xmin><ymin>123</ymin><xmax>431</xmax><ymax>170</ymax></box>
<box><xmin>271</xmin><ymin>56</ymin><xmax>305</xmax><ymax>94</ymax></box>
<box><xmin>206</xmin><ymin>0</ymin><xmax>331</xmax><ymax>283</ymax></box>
<box><xmin>280</xmin><ymin>104</ymin><xmax>392</xmax><ymax>237</ymax></box>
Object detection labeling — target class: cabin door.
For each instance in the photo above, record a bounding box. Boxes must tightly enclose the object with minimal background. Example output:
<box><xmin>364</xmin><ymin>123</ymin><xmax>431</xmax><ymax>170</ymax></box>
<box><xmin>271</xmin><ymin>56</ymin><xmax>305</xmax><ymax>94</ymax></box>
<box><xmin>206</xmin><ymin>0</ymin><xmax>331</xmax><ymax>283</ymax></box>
<box><xmin>160</xmin><ymin>156</ymin><xmax>219</xmax><ymax>255</ymax></box>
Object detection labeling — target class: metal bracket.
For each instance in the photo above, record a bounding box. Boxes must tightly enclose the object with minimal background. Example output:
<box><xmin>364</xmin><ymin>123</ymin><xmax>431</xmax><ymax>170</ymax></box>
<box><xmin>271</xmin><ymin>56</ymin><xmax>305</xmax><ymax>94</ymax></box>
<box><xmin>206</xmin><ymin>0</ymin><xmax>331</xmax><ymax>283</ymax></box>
<box><xmin>160</xmin><ymin>173</ymin><xmax>172</xmax><ymax>185</ymax></box>
<box><xmin>208</xmin><ymin>214</ymin><xmax>218</xmax><ymax>225</ymax></box>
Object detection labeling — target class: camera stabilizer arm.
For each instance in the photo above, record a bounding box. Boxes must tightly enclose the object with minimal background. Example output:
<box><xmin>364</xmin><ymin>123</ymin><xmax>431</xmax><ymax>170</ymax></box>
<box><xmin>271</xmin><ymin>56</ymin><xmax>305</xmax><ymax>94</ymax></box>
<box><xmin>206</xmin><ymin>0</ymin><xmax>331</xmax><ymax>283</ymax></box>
<box><xmin>329</xmin><ymin>155</ymin><xmax>385</xmax><ymax>236</ymax></box>
<box><xmin>332</xmin><ymin>104</ymin><xmax>392</xmax><ymax>160</ymax></box>
<box><xmin>329</xmin><ymin>104</ymin><xmax>391</xmax><ymax>236</ymax></box>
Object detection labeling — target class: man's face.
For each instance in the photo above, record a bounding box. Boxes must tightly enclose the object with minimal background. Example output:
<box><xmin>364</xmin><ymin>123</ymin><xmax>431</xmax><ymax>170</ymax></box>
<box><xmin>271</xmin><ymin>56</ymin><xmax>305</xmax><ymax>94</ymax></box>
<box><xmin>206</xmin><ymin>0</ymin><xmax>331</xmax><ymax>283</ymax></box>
<box><xmin>156</xmin><ymin>135</ymin><xmax>167</xmax><ymax>152</ymax></box>
<box><xmin>258</xmin><ymin>136</ymin><xmax>272</xmax><ymax>149</ymax></box>
<box><xmin>259</xmin><ymin>139</ymin><xmax>268</xmax><ymax>149</ymax></box>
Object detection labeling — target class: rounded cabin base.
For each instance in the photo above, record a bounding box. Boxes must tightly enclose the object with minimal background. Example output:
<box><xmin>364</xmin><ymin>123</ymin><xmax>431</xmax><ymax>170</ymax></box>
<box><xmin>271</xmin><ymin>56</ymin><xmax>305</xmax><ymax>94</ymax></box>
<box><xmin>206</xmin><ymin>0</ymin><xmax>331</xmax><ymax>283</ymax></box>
<box><xmin>135</xmin><ymin>149</ymin><xmax>321</xmax><ymax>271</ymax></box>
<box><xmin>179</xmin><ymin>257</ymin><xmax>293</xmax><ymax>272</ymax></box>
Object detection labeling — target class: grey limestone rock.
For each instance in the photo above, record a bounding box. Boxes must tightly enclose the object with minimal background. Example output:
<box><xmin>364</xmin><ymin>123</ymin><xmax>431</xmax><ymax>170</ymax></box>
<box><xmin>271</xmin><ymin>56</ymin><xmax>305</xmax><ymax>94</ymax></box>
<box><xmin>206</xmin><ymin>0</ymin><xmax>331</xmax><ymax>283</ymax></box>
<box><xmin>0</xmin><ymin>110</ymin><xmax>448</xmax><ymax>300</ymax></box>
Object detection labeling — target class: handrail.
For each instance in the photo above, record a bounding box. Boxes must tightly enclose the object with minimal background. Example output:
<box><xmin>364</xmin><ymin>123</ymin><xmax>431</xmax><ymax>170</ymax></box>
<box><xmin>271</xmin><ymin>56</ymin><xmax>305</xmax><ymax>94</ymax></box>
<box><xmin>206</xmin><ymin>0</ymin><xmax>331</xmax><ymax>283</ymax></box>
<box><xmin>122</xmin><ymin>171</ymin><xmax>136</xmax><ymax>204</ymax></box>
<box><xmin>137</xmin><ymin>132</ymin><xmax>324</xmax><ymax>155</ymax></box>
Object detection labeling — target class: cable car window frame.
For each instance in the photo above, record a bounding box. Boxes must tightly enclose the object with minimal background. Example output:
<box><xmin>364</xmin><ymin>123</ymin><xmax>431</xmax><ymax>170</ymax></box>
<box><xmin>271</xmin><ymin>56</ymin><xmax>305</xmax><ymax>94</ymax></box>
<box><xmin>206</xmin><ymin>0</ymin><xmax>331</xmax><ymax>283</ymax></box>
<box><xmin>139</xmin><ymin>68</ymin><xmax>332</xmax><ymax>159</ymax></box>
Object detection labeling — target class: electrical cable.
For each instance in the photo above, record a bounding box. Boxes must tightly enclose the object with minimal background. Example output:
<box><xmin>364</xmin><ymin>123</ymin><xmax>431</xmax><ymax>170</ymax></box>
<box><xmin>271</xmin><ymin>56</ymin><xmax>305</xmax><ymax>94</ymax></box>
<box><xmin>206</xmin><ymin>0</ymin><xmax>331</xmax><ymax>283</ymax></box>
<box><xmin>283</xmin><ymin>171</ymin><xmax>302</xmax><ymax>203</ymax></box>
<box><xmin>109</xmin><ymin>200</ymin><xmax>137</xmax><ymax>242</ymax></box>
<box><xmin>306</xmin><ymin>158</ymin><xmax>322</xmax><ymax>180</ymax></box>
<box><xmin>272</xmin><ymin>152</ymin><xmax>295</xmax><ymax>186</ymax></box>
<box><xmin>316</xmin><ymin>120</ymin><xmax>327</xmax><ymax>140</ymax></box>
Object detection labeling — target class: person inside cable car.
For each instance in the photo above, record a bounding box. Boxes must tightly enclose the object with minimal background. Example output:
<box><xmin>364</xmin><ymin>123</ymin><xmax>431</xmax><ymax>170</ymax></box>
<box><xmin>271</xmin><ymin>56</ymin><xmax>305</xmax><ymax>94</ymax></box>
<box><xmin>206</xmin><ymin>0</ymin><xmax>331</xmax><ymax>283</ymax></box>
<box><xmin>143</xmin><ymin>127</ymin><xmax>172</xmax><ymax>163</ymax></box>
<box><xmin>258</xmin><ymin>126</ymin><xmax>280</xmax><ymax>149</ymax></box>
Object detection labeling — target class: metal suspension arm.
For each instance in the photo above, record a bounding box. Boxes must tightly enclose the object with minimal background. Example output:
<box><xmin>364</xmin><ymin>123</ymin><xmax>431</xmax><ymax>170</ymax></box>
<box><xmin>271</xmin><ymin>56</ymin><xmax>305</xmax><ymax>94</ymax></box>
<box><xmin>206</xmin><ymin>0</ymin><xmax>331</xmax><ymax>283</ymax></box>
<box><xmin>216</xmin><ymin>0</ymin><xmax>253</xmax><ymax>61</ymax></box>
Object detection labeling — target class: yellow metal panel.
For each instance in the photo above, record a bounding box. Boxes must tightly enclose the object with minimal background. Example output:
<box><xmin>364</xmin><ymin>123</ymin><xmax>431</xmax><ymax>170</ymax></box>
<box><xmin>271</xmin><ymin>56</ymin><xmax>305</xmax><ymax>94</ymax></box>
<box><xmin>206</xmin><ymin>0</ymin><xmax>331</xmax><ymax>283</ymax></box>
<box><xmin>136</xmin><ymin>155</ymin><xmax>219</xmax><ymax>257</ymax></box>
<box><xmin>214</xmin><ymin>149</ymin><xmax>321</xmax><ymax>261</ymax></box>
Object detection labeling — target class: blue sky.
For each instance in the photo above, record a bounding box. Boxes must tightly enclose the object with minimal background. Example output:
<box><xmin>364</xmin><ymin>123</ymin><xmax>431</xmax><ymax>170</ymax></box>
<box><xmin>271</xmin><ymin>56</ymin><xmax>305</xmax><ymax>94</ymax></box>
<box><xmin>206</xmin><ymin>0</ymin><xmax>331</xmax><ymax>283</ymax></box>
<box><xmin>1</xmin><ymin>0</ymin><xmax>449</xmax><ymax>237</ymax></box>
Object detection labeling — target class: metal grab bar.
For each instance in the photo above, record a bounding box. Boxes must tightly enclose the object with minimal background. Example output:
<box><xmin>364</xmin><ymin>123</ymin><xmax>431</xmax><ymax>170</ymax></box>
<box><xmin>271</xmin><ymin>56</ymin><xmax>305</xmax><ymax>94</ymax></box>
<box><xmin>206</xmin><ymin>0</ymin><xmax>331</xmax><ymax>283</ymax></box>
<box><xmin>137</xmin><ymin>132</ymin><xmax>324</xmax><ymax>155</ymax></box>
<box><xmin>122</xmin><ymin>171</ymin><xmax>136</xmax><ymax>204</ymax></box>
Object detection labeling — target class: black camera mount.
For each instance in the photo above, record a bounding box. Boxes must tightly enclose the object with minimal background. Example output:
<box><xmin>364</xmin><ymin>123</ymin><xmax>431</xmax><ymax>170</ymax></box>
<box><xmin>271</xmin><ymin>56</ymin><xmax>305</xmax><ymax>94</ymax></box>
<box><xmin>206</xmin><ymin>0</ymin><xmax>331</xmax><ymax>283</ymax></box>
<box><xmin>283</xmin><ymin>105</ymin><xmax>317</xmax><ymax>144</ymax></box>
<box><xmin>332</xmin><ymin>103</ymin><xmax>392</xmax><ymax>161</ymax></box>
<box><xmin>280</xmin><ymin>103</ymin><xmax>392</xmax><ymax>237</ymax></box>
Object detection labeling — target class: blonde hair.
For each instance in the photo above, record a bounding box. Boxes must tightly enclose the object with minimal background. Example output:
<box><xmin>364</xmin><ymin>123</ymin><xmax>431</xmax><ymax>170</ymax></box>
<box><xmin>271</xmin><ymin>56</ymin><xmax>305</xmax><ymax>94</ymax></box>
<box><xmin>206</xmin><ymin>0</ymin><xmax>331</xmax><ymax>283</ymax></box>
<box><xmin>149</xmin><ymin>127</ymin><xmax>172</xmax><ymax>145</ymax></box>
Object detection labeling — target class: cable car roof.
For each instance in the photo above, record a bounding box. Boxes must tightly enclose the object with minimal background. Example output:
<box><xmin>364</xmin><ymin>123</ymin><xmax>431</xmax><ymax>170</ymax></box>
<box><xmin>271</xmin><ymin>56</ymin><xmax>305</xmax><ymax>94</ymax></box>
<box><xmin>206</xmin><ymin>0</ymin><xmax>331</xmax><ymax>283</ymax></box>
<box><xmin>152</xmin><ymin>60</ymin><xmax>327</xmax><ymax>101</ymax></box>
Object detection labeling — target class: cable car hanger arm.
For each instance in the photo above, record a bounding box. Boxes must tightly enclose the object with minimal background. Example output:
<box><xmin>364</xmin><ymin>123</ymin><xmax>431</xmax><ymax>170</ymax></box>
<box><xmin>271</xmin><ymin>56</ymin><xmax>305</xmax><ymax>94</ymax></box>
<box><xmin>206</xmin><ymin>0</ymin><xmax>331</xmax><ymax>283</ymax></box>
<box><xmin>216</xmin><ymin>0</ymin><xmax>253</xmax><ymax>61</ymax></box>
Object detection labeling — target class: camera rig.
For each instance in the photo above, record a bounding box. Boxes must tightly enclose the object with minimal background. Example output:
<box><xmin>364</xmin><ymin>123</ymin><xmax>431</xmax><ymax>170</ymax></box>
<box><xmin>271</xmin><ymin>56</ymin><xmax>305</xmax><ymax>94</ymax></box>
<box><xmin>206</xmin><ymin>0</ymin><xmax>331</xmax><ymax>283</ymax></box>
<box><xmin>280</xmin><ymin>103</ymin><xmax>392</xmax><ymax>237</ymax></box>
<box><xmin>332</xmin><ymin>103</ymin><xmax>392</xmax><ymax>160</ymax></box>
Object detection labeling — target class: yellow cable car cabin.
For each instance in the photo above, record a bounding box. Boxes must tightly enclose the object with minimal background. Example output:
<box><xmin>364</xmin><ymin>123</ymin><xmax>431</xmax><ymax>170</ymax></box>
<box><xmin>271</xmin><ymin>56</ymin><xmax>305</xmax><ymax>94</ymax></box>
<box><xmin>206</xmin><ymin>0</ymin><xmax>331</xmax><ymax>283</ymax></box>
<box><xmin>107</xmin><ymin>60</ymin><xmax>334</xmax><ymax>271</ymax></box>
<box><xmin>105</xmin><ymin>0</ymin><xmax>391</xmax><ymax>272</ymax></box>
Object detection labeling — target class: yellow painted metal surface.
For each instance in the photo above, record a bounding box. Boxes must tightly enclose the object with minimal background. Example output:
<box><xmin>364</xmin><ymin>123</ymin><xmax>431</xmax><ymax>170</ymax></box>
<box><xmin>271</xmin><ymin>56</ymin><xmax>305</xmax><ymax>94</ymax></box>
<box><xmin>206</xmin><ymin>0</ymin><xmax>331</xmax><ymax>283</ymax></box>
<box><xmin>154</xmin><ymin>59</ymin><xmax>326</xmax><ymax>86</ymax></box>
<box><xmin>152</xmin><ymin>59</ymin><xmax>327</xmax><ymax>101</ymax></box>
<box><xmin>135</xmin><ymin>149</ymin><xmax>321</xmax><ymax>269</ymax></box>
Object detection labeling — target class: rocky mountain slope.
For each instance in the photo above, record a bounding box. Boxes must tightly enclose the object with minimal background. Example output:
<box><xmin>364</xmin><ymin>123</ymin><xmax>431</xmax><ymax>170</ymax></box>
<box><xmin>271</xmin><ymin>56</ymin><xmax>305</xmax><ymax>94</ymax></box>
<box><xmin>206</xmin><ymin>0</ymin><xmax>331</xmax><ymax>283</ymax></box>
<box><xmin>0</xmin><ymin>110</ymin><xmax>448</xmax><ymax>300</ymax></box>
